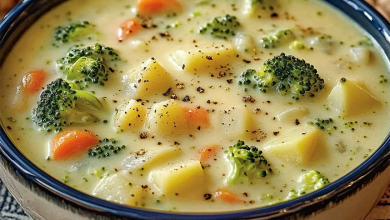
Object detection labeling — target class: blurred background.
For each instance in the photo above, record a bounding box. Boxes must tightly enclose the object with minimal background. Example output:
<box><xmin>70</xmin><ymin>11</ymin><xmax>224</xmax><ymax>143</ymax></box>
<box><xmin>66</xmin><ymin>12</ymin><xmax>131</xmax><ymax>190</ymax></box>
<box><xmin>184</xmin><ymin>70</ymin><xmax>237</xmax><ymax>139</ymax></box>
<box><xmin>0</xmin><ymin>0</ymin><xmax>389</xmax><ymax>219</ymax></box>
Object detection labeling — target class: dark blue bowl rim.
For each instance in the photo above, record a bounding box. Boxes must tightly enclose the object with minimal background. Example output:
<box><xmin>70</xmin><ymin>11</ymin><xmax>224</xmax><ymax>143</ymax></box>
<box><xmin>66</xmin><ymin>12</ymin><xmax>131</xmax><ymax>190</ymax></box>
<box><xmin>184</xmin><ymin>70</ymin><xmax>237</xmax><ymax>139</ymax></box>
<box><xmin>0</xmin><ymin>0</ymin><xmax>390</xmax><ymax>219</ymax></box>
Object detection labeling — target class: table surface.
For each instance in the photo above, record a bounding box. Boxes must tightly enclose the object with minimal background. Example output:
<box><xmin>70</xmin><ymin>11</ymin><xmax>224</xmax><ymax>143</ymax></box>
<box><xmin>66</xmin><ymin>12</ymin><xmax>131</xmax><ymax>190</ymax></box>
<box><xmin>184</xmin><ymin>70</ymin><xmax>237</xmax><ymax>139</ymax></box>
<box><xmin>0</xmin><ymin>0</ymin><xmax>390</xmax><ymax>219</ymax></box>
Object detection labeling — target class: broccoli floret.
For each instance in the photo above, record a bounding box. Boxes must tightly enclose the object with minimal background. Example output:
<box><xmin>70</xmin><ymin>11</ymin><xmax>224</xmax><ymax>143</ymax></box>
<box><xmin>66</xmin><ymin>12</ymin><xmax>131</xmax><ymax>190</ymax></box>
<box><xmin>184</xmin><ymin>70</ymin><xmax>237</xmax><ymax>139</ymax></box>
<box><xmin>238</xmin><ymin>69</ymin><xmax>257</xmax><ymax>87</ymax></box>
<box><xmin>54</xmin><ymin>21</ymin><xmax>95</xmax><ymax>43</ymax></box>
<box><xmin>32</xmin><ymin>78</ymin><xmax>104</xmax><ymax>132</ymax></box>
<box><xmin>199</xmin><ymin>15</ymin><xmax>240</xmax><ymax>39</ymax></box>
<box><xmin>225</xmin><ymin>140</ymin><xmax>271</xmax><ymax>185</ymax></box>
<box><xmin>260</xmin><ymin>30</ymin><xmax>295</xmax><ymax>49</ymax></box>
<box><xmin>57</xmin><ymin>43</ymin><xmax>120</xmax><ymax>87</ymax></box>
<box><xmin>286</xmin><ymin>170</ymin><xmax>329</xmax><ymax>200</ymax></box>
<box><xmin>307</xmin><ymin>118</ymin><xmax>337</xmax><ymax>135</ymax></box>
<box><xmin>257</xmin><ymin>53</ymin><xmax>325</xmax><ymax>100</ymax></box>
<box><xmin>88</xmin><ymin>138</ymin><xmax>126</xmax><ymax>159</ymax></box>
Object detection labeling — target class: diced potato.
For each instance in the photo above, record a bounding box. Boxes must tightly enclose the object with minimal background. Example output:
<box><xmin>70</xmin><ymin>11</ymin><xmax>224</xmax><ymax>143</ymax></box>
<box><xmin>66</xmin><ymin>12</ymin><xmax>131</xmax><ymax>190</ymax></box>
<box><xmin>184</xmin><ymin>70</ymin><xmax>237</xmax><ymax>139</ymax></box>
<box><xmin>122</xmin><ymin>146</ymin><xmax>182</xmax><ymax>171</ymax></box>
<box><xmin>93</xmin><ymin>173</ymin><xmax>145</xmax><ymax>206</ymax></box>
<box><xmin>130</xmin><ymin>40</ymin><xmax>149</xmax><ymax>52</ymax></box>
<box><xmin>264</xmin><ymin>126</ymin><xmax>326</xmax><ymax>165</ymax></box>
<box><xmin>233</xmin><ymin>33</ymin><xmax>256</xmax><ymax>55</ymax></box>
<box><xmin>170</xmin><ymin>43</ymin><xmax>238</xmax><ymax>74</ymax></box>
<box><xmin>242</xmin><ymin>0</ymin><xmax>256</xmax><ymax>16</ymax></box>
<box><xmin>220</xmin><ymin>106</ymin><xmax>254</xmax><ymax>140</ymax></box>
<box><xmin>277</xmin><ymin>107</ymin><xmax>309</xmax><ymax>123</ymax></box>
<box><xmin>149</xmin><ymin>160</ymin><xmax>205</xmax><ymax>196</ymax></box>
<box><xmin>327</xmin><ymin>79</ymin><xmax>380</xmax><ymax>116</ymax></box>
<box><xmin>350</xmin><ymin>47</ymin><xmax>371</xmax><ymax>65</ymax></box>
<box><xmin>147</xmin><ymin>99</ymin><xmax>187</xmax><ymax>136</ymax></box>
<box><xmin>242</xmin><ymin>0</ymin><xmax>279</xmax><ymax>16</ymax></box>
<box><xmin>114</xmin><ymin>99</ymin><xmax>146</xmax><ymax>131</ymax></box>
<box><xmin>123</xmin><ymin>58</ymin><xmax>173</xmax><ymax>97</ymax></box>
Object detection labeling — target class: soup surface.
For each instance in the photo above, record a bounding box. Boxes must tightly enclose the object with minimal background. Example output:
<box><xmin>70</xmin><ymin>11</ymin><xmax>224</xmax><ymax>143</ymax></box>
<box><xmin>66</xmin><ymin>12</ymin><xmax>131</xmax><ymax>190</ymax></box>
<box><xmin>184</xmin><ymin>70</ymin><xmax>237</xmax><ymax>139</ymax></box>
<box><xmin>1</xmin><ymin>0</ymin><xmax>390</xmax><ymax>212</ymax></box>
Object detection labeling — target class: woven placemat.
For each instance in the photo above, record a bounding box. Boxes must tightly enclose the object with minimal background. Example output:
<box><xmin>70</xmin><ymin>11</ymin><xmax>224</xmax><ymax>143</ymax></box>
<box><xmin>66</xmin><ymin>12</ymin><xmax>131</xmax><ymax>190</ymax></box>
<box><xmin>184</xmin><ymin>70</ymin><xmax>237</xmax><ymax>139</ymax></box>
<box><xmin>0</xmin><ymin>0</ymin><xmax>389</xmax><ymax>219</ymax></box>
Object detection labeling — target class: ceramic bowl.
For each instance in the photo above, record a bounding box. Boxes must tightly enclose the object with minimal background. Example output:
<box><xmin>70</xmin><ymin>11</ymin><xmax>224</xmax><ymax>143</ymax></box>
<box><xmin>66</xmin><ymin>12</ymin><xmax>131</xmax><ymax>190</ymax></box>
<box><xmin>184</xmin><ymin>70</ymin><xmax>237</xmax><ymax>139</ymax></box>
<box><xmin>0</xmin><ymin>0</ymin><xmax>389</xmax><ymax>219</ymax></box>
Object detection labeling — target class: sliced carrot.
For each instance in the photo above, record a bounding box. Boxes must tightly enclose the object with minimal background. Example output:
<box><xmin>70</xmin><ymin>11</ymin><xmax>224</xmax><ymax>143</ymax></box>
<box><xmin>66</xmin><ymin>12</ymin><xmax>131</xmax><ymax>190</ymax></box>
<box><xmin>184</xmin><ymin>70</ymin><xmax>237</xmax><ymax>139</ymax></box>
<box><xmin>183</xmin><ymin>106</ymin><xmax>210</xmax><ymax>130</ymax></box>
<box><xmin>215</xmin><ymin>188</ymin><xmax>243</xmax><ymax>204</ymax></box>
<box><xmin>51</xmin><ymin>129</ymin><xmax>99</xmax><ymax>160</ymax></box>
<box><xmin>117</xmin><ymin>18</ymin><xmax>142</xmax><ymax>42</ymax></box>
<box><xmin>137</xmin><ymin>0</ymin><xmax>181</xmax><ymax>15</ymax></box>
<box><xmin>22</xmin><ymin>69</ymin><xmax>47</xmax><ymax>94</ymax></box>
<box><xmin>198</xmin><ymin>145</ymin><xmax>219</xmax><ymax>164</ymax></box>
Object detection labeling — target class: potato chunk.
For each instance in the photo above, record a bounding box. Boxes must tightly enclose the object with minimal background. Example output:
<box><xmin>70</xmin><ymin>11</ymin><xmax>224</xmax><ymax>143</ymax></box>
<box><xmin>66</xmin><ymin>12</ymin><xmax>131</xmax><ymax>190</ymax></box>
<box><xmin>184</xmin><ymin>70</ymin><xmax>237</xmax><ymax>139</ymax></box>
<box><xmin>350</xmin><ymin>47</ymin><xmax>371</xmax><ymax>65</ymax></box>
<box><xmin>147</xmin><ymin>99</ymin><xmax>187</xmax><ymax>136</ymax></box>
<box><xmin>123</xmin><ymin>58</ymin><xmax>173</xmax><ymax>97</ymax></box>
<box><xmin>93</xmin><ymin>173</ymin><xmax>145</xmax><ymax>206</ymax></box>
<box><xmin>170</xmin><ymin>44</ymin><xmax>238</xmax><ymax>74</ymax></box>
<box><xmin>277</xmin><ymin>107</ymin><xmax>309</xmax><ymax>123</ymax></box>
<box><xmin>122</xmin><ymin>147</ymin><xmax>182</xmax><ymax>171</ymax></box>
<box><xmin>220</xmin><ymin>106</ymin><xmax>254</xmax><ymax>140</ymax></box>
<box><xmin>264</xmin><ymin>126</ymin><xmax>326</xmax><ymax>165</ymax></box>
<box><xmin>114</xmin><ymin>99</ymin><xmax>146</xmax><ymax>131</ymax></box>
<box><xmin>327</xmin><ymin>79</ymin><xmax>380</xmax><ymax>116</ymax></box>
<box><xmin>149</xmin><ymin>160</ymin><xmax>204</xmax><ymax>196</ymax></box>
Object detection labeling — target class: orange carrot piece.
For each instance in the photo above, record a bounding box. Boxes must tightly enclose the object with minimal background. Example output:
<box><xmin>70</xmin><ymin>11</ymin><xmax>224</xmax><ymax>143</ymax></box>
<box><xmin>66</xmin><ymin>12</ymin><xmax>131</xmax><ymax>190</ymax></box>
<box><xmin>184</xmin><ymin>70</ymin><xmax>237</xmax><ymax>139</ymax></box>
<box><xmin>117</xmin><ymin>18</ymin><xmax>142</xmax><ymax>42</ymax></box>
<box><xmin>22</xmin><ymin>69</ymin><xmax>47</xmax><ymax>94</ymax></box>
<box><xmin>137</xmin><ymin>0</ymin><xmax>181</xmax><ymax>15</ymax></box>
<box><xmin>215</xmin><ymin>188</ymin><xmax>243</xmax><ymax>204</ymax></box>
<box><xmin>183</xmin><ymin>106</ymin><xmax>210</xmax><ymax>130</ymax></box>
<box><xmin>51</xmin><ymin>129</ymin><xmax>99</xmax><ymax>160</ymax></box>
<box><xmin>198</xmin><ymin>145</ymin><xmax>218</xmax><ymax>164</ymax></box>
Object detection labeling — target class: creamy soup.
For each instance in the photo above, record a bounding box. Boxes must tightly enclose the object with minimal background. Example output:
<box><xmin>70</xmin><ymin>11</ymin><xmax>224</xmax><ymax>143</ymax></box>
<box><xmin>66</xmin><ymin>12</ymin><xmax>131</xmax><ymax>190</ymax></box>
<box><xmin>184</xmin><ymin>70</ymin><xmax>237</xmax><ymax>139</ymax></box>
<box><xmin>1</xmin><ymin>0</ymin><xmax>390</xmax><ymax>212</ymax></box>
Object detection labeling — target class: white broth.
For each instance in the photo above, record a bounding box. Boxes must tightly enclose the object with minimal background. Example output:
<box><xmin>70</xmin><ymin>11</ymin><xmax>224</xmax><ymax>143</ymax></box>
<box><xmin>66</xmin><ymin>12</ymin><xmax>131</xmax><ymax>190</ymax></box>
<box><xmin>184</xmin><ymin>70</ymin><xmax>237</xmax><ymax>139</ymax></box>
<box><xmin>1</xmin><ymin>0</ymin><xmax>390</xmax><ymax>212</ymax></box>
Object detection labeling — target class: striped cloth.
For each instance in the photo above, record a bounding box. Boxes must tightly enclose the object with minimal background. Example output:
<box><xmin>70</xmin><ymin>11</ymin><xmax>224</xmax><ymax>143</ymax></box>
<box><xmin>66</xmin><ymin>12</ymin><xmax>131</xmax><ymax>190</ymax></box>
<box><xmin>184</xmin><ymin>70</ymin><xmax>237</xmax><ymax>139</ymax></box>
<box><xmin>0</xmin><ymin>178</ymin><xmax>30</xmax><ymax>220</ymax></box>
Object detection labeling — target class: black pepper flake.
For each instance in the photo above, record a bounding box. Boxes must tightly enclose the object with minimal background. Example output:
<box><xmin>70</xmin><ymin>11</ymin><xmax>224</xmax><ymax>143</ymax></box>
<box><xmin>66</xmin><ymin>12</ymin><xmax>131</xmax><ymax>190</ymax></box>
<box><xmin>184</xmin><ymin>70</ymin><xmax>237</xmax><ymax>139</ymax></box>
<box><xmin>253</xmin><ymin>108</ymin><xmax>261</xmax><ymax>114</ymax></box>
<box><xmin>204</xmin><ymin>194</ymin><xmax>212</xmax><ymax>200</ymax></box>
<box><xmin>6</xmin><ymin>126</ymin><xmax>11</xmax><ymax>130</ymax></box>
<box><xmin>182</xmin><ymin>64</ymin><xmax>185</xmax><ymax>70</ymax></box>
<box><xmin>226</xmin><ymin>79</ymin><xmax>233</xmax><ymax>84</ymax></box>
<box><xmin>271</xmin><ymin>13</ymin><xmax>279</xmax><ymax>18</ymax></box>
<box><xmin>243</xmin><ymin>59</ymin><xmax>251</xmax><ymax>64</ymax></box>
<box><xmin>139</xmin><ymin>132</ymin><xmax>148</xmax><ymax>139</ymax></box>
<box><xmin>206</xmin><ymin>55</ymin><xmax>213</xmax><ymax>60</ymax></box>
<box><xmin>197</xmin><ymin>87</ymin><xmax>205</xmax><ymax>93</ymax></box>
<box><xmin>243</xmin><ymin>95</ymin><xmax>255</xmax><ymax>103</ymax></box>
<box><xmin>113</xmin><ymin>100</ymin><xmax>118</xmax><ymax>103</ymax></box>
<box><xmin>141</xmin><ymin>185</ymin><xmax>148</xmax><ymax>189</ymax></box>
<box><xmin>182</xmin><ymin>95</ymin><xmax>190</xmax><ymax>102</ymax></box>
<box><xmin>157</xmin><ymin>142</ymin><xmax>162</xmax><ymax>145</ymax></box>
<box><xmin>174</xmin><ymin>141</ymin><xmax>180</xmax><ymax>145</ymax></box>
<box><xmin>273</xmin><ymin>131</ymin><xmax>280</xmax><ymax>136</ymax></box>
<box><xmin>163</xmin><ymin>87</ymin><xmax>172</xmax><ymax>96</ymax></box>
<box><xmin>176</xmin><ymin>83</ymin><xmax>185</xmax><ymax>89</ymax></box>
<box><xmin>170</xmin><ymin>93</ymin><xmax>178</xmax><ymax>99</ymax></box>
<box><xmin>108</xmin><ymin>67</ymin><xmax>115</xmax><ymax>73</ymax></box>
<box><xmin>295</xmin><ymin>119</ymin><xmax>300</xmax><ymax>125</ymax></box>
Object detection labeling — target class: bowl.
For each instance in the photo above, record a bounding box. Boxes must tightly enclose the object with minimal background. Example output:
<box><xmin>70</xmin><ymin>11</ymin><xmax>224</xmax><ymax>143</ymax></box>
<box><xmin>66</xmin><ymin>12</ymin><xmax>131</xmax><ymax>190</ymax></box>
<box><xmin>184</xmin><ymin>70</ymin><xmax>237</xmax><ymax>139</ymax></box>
<box><xmin>0</xmin><ymin>0</ymin><xmax>389</xmax><ymax>219</ymax></box>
